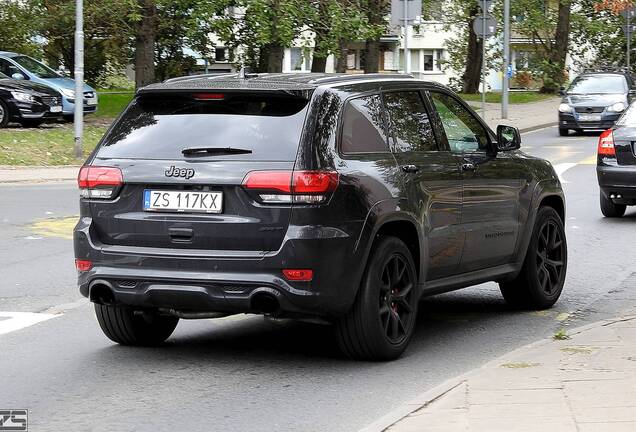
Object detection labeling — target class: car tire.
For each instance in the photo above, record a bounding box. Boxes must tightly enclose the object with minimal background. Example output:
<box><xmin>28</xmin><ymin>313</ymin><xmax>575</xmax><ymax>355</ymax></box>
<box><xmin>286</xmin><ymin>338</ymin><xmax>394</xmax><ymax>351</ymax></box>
<box><xmin>336</xmin><ymin>236</ymin><xmax>419</xmax><ymax>361</ymax></box>
<box><xmin>0</xmin><ymin>100</ymin><xmax>9</xmax><ymax>128</ymax></box>
<box><xmin>20</xmin><ymin>119</ymin><xmax>45</xmax><ymax>128</ymax></box>
<box><xmin>500</xmin><ymin>206</ymin><xmax>567</xmax><ymax>310</ymax></box>
<box><xmin>558</xmin><ymin>127</ymin><xmax>568</xmax><ymax>136</ymax></box>
<box><xmin>600</xmin><ymin>192</ymin><xmax>626</xmax><ymax>218</ymax></box>
<box><xmin>94</xmin><ymin>304</ymin><xmax>179</xmax><ymax>346</ymax></box>
<box><xmin>63</xmin><ymin>115</ymin><xmax>74</xmax><ymax>123</ymax></box>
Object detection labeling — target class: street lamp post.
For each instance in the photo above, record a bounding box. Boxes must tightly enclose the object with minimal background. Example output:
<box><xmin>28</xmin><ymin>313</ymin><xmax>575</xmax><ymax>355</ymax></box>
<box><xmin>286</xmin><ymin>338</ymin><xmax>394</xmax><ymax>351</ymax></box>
<box><xmin>404</xmin><ymin>0</ymin><xmax>410</xmax><ymax>73</ymax></box>
<box><xmin>74</xmin><ymin>0</ymin><xmax>84</xmax><ymax>159</ymax></box>
<box><xmin>481</xmin><ymin>0</ymin><xmax>487</xmax><ymax>118</ymax></box>
<box><xmin>502</xmin><ymin>0</ymin><xmax>510</xmax><ymax>119</ymax></box>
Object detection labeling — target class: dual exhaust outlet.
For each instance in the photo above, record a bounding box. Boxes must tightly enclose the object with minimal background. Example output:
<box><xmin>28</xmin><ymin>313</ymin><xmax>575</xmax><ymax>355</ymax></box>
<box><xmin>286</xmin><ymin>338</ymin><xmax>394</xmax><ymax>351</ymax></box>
<box><xmin>609</xmin><ymin>193</ymin><xmax>623</xmax><ymax>200</ymax></box>
<box><xmin>89</xmin><ymin>282</ymin><xmax>281</xmax><ymax>316</ymax></box>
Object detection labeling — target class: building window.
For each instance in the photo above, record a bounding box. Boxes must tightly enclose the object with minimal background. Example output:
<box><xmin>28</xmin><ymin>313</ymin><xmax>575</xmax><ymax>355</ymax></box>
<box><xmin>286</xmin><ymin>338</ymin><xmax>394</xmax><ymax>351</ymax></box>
<box><xmin>399</xmin><ymin>49</ymin><xmax>444</xmax><ymax>72</ymax></box>
<box><xmin>423</xmin><ymin>50</ymin><xmax>434</xmax><ymax>71</ymax></box>
<box><xmin>215</xmin><ymin>47</ymin><xmax>227</xmax><ymax>62</ymax></box>
<box><xmin>410</xmin><ymin>50</ymin><xmax>420</xmax><ymax>72</ymax></box>
<box><xmin>346</xmin><ymin>50</ymin><xmax>356</xmax><ymax>69</ymax></box>
<box><xmin>290</xmin><ymin>48</ymin><xmax>303</xmax><ymax>71</ymax></box>
<box><xmin>289</xmin><ymin>48</ymin><xmax>311</xmax><ymax>71</ymax></box>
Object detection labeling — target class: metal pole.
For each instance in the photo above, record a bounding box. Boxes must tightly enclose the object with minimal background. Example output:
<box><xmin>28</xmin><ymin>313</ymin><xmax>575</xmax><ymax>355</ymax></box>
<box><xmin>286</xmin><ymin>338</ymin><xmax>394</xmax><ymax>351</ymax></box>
<box><xmin>404</xmin><ymin>0</ymin><xmax>410</xmax><ymax>73</ymax></box>
<box><xmin>73</xmin><ymin>0</ymin><xmax>84</xmax><ymax>158</ymax></box>
<box><xmin>628</xmin><ymin>15</ymin><xmax>631</xmax><ymax>73</ymax></box>
<box><xmin>502</xmin><ymin>0</ymin><xmax>510</xmax><ymax>119</ymax></box>
<box><xmin>481</xmin><ymin>0</ymin><xmax>486</xmax><ymax>118</ymax></box>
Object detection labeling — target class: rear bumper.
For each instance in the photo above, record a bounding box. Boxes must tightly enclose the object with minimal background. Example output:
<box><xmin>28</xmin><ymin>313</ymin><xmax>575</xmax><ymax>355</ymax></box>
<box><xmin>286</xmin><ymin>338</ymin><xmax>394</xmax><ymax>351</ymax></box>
<box><xmin>74</xmin><ymin>218</ymin><xmax>367</xmax><ymax>319</ymax></box>
<box><xmin>598</xmin><ymin>164</ymin><xmax>636</xmax><ymax>204</ymax></box>
<box><xmin>559</xmin><ymin>112</ymin><xmax>620</xmax><ymax>130</ymax></box>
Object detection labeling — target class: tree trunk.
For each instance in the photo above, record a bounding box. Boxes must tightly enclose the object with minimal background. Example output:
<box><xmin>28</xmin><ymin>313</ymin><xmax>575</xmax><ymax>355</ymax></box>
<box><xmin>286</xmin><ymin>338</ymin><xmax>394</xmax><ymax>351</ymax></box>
<box><xmin>462</xmin><ymin>9</ymin><xmax>483</xmax><ymax>94</ymax></box>
<box><xmin>311</xmin><ymin>0</ymin><xmax>329</xmax><ymax>73</ymax></box>
<box><xmin>335</xmin><ymin>39</ymin><xmax>348</xmax><ymax>73</ymax></box>
<box><xmin>311</xmin><ymin>28</ymin><xmax>328</xmax><ymax>73</ymax></box>
<box><xmin>541</xmin><ymin>0</ymin><xmax>571</xmax><ymax>93</ymax></box>
<box><xmin>266</xmin><ymin>43</ymin><xmax>284</xmax><ymax>73</ymax></box>
<box><xmin>134</xmin><ymin>0</ymin><xmax>156</xmax><ymax>88</ymax></box>
<box><xmin>364</xmin><ymin>39</ymin><xmax>380</xmax><ymax>73</ymax></box>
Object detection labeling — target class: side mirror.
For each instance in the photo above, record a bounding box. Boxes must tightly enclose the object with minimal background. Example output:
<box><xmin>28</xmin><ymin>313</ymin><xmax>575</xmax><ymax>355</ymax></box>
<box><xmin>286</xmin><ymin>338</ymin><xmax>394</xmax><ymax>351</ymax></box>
<box><xmin>11</xmin><ymin>72</ymin><xmax>25</xmax><ymax>80</ymax></box>
<box><xmin>558</xmin><ymin>86</ymin><xmax>566</xmax><ymax>97</ymax></box>
<box><xmin>496</xmin><ymin>125</ymin><xmax>521</xmax><ymax>151</ymax></box>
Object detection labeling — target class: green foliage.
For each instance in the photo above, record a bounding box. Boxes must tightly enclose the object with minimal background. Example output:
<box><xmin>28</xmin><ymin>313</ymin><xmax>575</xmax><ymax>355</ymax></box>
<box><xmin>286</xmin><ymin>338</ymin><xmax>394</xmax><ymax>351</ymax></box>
<box><xmin>0</xmin><ymin>1</ymin><xmax>41</xmax><ymax>56</ymax></box>
<box><xmin>31</xmin><ymin>0</ymin><xmax>138</xmax><ymax>85</ymax></box>
<box><xmin>570</xmin><ymin>0</ymin><xmax>627</xmax><ymax>73</ymax></box>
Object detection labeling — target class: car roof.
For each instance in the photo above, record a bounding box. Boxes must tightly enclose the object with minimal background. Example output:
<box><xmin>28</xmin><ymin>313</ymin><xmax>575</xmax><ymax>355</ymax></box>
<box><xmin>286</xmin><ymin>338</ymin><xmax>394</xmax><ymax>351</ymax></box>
<box><xmin>138</xmin><ymin>72</ymin><xmax>442</xmax><ymax>97</ymax></box>
<box><xmin>577</xmin><ymin>72</ymin><xmax>630</xmax><ymax>78</ymax></box>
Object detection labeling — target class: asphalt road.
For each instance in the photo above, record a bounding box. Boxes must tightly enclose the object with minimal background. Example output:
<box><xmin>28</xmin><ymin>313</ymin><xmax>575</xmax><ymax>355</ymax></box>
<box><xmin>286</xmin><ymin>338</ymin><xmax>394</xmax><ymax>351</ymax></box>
<box><xmin>1</xmin><ymin>126</ymin><xmax>636</xmax><ymax>432</ymax></box>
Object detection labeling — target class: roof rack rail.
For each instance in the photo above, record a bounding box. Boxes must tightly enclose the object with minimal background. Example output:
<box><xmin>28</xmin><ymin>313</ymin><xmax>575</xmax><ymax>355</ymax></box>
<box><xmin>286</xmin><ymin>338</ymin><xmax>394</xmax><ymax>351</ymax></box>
<box><xmin>163</xmin><ymin>72</ymin><xmax>235</xmax><ymax>84</ymax></box>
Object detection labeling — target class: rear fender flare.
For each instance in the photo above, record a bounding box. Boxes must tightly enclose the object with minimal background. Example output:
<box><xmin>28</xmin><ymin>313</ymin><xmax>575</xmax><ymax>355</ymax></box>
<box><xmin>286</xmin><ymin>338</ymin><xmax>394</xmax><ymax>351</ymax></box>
<box><xmin>509</xmin><ymin>178</ymin><xmax>565</xmax><ymax>278</ymax></box>
<box><xmin>353</xmin><ymin>198</ymin><xmax>427</xmax><ymax>296</ymax></box>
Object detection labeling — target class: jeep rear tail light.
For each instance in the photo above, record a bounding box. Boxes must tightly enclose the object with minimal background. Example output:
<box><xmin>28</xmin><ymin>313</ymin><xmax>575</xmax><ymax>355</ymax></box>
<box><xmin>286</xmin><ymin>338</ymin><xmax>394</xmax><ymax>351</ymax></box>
<box><xmin>283</xmin><ymin>269</ymin><xmax>313</xmax><ymax>281</ymax></box>
<box><xmin>598</xmin><ymin>129</ymin><xmax>616</xmax><ymax>157</ymax></box>
<box><xmin>242</xmin><ymin>170</ymin><xmax>339</xmax><ymax>204</ymax></box>
<box><xmin>78</xmin><ymin>166</ymin><xmax>123</xmax><ymax>199</ymax></box>
<box><xmin>75</xmin><ymin>259</ymin><xmax>93</xmax><ymax>272</ymax></box>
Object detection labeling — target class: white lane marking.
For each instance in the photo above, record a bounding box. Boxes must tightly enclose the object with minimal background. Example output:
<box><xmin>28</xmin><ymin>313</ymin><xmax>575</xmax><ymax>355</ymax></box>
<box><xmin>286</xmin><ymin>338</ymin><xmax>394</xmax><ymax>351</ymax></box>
<box><xmin>553</xmin><ymin>162</ymin><xmax>577</xmax><ymax>184</ymax></box>
<box><xmin>0</xmin><ymin>312</ymin><xmax>59</xmax><ymax>335</ymax></box>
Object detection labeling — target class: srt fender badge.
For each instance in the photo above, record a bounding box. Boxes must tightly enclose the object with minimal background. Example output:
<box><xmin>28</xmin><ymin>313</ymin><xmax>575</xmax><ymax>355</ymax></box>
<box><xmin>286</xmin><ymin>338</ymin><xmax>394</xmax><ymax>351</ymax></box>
<box><xmin>165</xmin><ymin>166</ymin><xmax>195</xmax><ymax>179</ymax></box>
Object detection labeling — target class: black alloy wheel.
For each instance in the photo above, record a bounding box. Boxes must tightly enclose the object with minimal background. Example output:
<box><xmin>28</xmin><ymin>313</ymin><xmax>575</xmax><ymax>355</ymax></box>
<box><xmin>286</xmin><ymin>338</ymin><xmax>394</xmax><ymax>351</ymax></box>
<box><xmin>336</xmin><ymin>236</ymin><xmax>419</xmax><ymax>361</ymax></box>
<box><xmin>500</xmin><ymin>206</ymin><xmax>567</xmax><ymax>309</ymax></box>
<box><xmin>535</xmin><ymin>219</ymin><xmax>566</xmax><ymax>297</ymax></box>
<box><xmin>379</xmin><ymin>254</ymin><xmax>416</xmax><ymax>345</ymax></box>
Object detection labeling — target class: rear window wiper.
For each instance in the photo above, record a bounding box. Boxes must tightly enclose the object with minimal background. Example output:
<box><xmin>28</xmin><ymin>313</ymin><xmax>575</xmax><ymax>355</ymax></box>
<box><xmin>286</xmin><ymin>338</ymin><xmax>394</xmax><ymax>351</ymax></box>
<box><xmin>181</xmin><ymin>146</ymin><xmax>253</xmax><ymax>156</ymax></box>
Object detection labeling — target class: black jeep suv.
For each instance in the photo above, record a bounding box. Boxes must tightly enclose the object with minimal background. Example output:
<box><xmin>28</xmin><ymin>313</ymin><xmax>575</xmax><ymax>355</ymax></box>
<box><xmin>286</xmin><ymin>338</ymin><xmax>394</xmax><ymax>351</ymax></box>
<box><xmin>74</xmin><ymin>73</ymin><xmax>567</xmax><ymax>360</ymax></box>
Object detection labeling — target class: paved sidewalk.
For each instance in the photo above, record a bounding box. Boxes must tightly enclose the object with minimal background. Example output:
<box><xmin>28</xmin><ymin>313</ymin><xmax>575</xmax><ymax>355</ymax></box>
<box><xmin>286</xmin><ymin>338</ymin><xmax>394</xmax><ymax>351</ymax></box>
<box><xmin>478</xmin><ymin>96</ymin><xmax>560</xmax><ymax>132</ymax></box>
<box><xmin>0</xmin><ymin>165</ymin><xmax>79</xmax><ymax>183</ymax></box>
<box><xmin>383</xmin><ymin>314</ymin><xmax>636</xmax><ymax>432</ymax></box>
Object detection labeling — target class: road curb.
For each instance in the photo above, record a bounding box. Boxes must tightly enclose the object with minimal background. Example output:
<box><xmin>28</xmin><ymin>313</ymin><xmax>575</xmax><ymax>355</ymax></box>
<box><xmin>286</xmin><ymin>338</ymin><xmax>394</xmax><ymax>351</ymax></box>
<box><xmin>519</xmin><ymin>122</ymin><xmax>557</xmax><ymax>133</ymax></box>
<box><xmin>359</xmin><ymin>313</ymin><xmax>636</xmax><ymax>432</ymax></box>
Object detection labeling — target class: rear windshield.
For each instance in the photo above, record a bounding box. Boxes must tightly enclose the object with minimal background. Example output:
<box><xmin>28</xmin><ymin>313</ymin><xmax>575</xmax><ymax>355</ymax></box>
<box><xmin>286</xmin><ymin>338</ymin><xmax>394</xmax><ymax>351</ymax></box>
<box><xmin>95</xmin><ymin>93</ymin><xmax>310</xmax><ymax>161</ymax></box>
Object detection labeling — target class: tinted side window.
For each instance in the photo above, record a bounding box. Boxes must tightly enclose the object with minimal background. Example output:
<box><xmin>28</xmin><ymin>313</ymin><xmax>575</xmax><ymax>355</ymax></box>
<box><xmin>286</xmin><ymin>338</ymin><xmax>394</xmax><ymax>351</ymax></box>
<box><xmin>0</xmin><ymin>59</ymin><xmax>17</xmax><ymax>76</ymax></box>
<box><xmin>384</xmin><ymin>91</ymin><xmax>437</xmax><ymax>152</ymax></box>
<box><xmin>430</xmin><ymin>92</ymin><xmax>489</xmax><ymax>153</ymax></box>
<box><xmin>341</xmin><ymin>95</ymin><xmax>390</xmax><ymax>154</ymax></box>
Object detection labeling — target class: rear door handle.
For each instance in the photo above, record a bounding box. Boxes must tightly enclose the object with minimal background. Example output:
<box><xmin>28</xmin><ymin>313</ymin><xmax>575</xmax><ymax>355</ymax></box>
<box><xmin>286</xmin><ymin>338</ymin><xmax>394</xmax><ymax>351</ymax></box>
<box><xmin>401</xmin><ymin>164</ymin><xmax>419</xmax><ymax>173</ymax></box>
<box><xmin>462</xmin><ymin>163</ymin><xmax>476</xmax><ymax>172</ymax></box>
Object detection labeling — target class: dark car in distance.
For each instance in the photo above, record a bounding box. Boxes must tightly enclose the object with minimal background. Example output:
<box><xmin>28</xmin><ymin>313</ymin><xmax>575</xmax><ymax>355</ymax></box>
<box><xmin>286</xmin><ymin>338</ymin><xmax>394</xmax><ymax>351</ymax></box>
<box><xmin>0</xmin><ymin>71</ymin><xmax>62</xmax><ymax>127</ymax></box>
<box><xmin>74</xmin><ymin>73</ymin><xmax>568</xmax><ymax>360</ymax></box>
<box><xmin>558</xmin><ymin>72</ymin><xmax>635</xmax><ymax>136</ymax></box>
<box><xmin>597</xmin><ymin>102</ymin><xmax>636</xmax><ymax>217</ymax></box>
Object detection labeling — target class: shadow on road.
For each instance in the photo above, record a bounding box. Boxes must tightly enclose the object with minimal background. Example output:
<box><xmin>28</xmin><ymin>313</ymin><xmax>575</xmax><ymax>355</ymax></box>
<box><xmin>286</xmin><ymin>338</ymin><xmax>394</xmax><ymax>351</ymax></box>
<box><xmin>90</xmin><ymin>287</ymin><xmax>523</xmax><ymax>364</ymax></box>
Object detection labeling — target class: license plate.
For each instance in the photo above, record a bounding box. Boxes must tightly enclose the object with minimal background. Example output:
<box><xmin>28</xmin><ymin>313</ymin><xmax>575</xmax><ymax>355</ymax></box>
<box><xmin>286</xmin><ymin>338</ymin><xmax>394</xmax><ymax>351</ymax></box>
<box><xmin>578</xmin><ymin>114</ymin><xmax>601</xmax><ymax>122</ymax></box>
<box><xmin>143</xmin><ymin>190</ymin><xmax>222</xmax><ymax>213</ymax></box>
<box><xmin>86</xmin><ymin>97</ymin><xmax>97</xmax><ymax>105</ymax></box>
<box><xmin>50</xmin><ymin>106</ymin><xmax>62</xmax><ymax>113</ymax></box>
